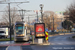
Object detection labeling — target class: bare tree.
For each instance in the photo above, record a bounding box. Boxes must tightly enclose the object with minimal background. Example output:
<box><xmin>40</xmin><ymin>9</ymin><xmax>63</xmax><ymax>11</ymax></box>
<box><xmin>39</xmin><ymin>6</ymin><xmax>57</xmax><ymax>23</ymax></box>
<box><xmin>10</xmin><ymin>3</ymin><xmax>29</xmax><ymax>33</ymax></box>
<box><xmin>43</xmin><ymin>11</ymin><xmax>58</xmax><ymax>30</ymax></box>
<box><xmin>65</xmin><ymin>3</ymin><xmax>75</xmax><ymax>23</ymax></box>
<box><xmin>2</xmin><ymin>6</ymin><xmax>21</xmax><ymax>26</ymax></box>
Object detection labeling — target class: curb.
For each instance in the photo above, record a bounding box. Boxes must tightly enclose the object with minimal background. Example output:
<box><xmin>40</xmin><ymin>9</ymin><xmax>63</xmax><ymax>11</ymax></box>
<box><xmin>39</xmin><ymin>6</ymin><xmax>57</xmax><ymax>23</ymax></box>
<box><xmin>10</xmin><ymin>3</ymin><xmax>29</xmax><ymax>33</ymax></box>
<box><xmin>49</xmin><ymin>33</ymin><xmax>74</xmax><ymax>37</ymax></box>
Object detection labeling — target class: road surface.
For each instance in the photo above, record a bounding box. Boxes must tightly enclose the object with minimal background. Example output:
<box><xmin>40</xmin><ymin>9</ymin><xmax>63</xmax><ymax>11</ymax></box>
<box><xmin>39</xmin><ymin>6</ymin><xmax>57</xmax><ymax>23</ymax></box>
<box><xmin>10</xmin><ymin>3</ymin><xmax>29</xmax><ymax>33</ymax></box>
<box><xmin>0</xmin><ymin>34</ymin><xmax>75</xmax><ymax>50</ymax></box>
<box><xmin>49</xmin><ymin>34</ymin><xmax>75</xmax><ymax>45</ymax></box>
<box><xmin>0</xmin><ymin>46</ymin><xmax>7</xmax><ymax>50</ymax></box>
<box><xmin>21</xmin><ymin>34</ymin><xmax>75</xmax><ymax>50</ymax></box>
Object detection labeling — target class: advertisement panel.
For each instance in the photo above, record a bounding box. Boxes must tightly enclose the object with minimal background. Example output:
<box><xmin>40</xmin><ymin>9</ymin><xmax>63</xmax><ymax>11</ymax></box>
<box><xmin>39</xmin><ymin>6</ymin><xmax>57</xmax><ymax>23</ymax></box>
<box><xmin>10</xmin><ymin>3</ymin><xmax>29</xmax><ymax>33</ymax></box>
<box><xmin>35</xmin><ymin>23</ymin><xmax>45</xmax><ymax>38</ymax></box>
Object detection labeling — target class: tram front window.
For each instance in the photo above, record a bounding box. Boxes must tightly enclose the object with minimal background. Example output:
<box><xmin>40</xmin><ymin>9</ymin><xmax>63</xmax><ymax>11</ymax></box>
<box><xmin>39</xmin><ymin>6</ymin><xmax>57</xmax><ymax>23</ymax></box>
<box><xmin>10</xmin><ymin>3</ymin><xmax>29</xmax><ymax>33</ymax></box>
<box><xmin>16</xmin><ymin>26</ymin><xmax>23</xmax><ymax>34</ymax></box>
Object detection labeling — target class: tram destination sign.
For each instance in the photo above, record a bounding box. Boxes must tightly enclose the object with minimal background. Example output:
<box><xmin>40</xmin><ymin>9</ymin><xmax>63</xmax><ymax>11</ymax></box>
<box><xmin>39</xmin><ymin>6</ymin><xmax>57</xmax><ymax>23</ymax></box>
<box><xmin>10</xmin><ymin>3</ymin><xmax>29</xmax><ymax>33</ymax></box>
<box><xmin>16</xmin><ymin>24</ymin><xmax>23</xmax><ymax>26</ymax></box>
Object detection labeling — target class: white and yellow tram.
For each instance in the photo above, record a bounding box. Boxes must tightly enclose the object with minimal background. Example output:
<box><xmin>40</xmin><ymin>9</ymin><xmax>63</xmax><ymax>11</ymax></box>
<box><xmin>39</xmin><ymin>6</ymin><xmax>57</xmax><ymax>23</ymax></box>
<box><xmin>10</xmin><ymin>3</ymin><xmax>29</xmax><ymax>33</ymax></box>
<box><xmin>14</xmin><ymin>21</ymin><xmax>30</xmax><ymax>42</ymax></box>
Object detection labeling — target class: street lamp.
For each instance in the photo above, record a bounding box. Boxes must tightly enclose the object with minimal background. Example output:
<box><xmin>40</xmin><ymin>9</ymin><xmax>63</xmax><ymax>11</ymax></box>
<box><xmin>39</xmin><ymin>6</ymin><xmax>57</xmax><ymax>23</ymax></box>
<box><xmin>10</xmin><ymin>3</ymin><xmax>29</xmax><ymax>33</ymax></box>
<box><xmin>50</xmin><ymin>17</ymin><xmax>51</xmax><ymax>30</ymax></box>
<box><xmin>39</xmin><ymin>4</ymin><xmax>44</xmax><ymax>22</ymax></box>
<box><xmin>19</xmin><ymin>9</ymin><xmax>25</xmax><ymax>22</ymax></box>
<box><xmin>53</xmin><ymin>17</ymin><xmax>54</xmax><ymax>32</ymax></box>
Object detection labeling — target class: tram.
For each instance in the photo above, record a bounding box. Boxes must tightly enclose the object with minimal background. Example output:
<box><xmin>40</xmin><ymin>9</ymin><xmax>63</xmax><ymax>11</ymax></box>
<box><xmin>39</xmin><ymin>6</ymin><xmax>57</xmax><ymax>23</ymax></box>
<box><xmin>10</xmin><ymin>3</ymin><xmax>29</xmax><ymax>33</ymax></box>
<box><xmin>14</xmin><ymin>21</ymin><xmax>30</xmax><ymax>42</ymax></box>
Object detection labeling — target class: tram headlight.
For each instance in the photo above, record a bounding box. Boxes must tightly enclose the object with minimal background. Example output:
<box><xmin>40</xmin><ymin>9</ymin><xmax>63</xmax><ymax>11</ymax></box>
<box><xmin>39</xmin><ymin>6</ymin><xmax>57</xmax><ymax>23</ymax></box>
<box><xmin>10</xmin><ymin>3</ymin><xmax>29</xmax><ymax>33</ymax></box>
<box><xmin>16</xmin><ymin>34</ymin><xmax>24</xmax><ymax>36</ymax></box>
<box><xmin>19</xmin><ymin>34</ymin><xmax>24</xmax><ymax>36</ymax></box>
<box><xmin>21</xmin><ymin>34</ymin><xmax>24</xmax><ymax>36</ymax></box>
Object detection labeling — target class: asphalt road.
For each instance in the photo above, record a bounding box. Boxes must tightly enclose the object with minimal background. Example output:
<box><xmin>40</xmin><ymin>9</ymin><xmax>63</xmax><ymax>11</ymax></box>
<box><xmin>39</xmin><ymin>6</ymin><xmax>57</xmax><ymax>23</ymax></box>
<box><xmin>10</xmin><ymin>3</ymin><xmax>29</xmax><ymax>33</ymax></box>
<box><xmin>49</xmin><ymin>34</ymin><xmax>75</xmax><ymax>45</ymax></box>
<box><xmin>0</xmin><ymin>47</ymin><xmax>7</xmax><ymax>50</ymax></box>
<box><xmin>0</xmin><ymin>34</ymin><xmax>75</xmax><ymax>50</ymax></box>
<box><xmin>21</xmin><ymin>34</ymin><xmax>75</xmax><ymax>50</ymax></box>
<box><xmin>22</xmin><ymin>45</ymin><xmax>75</xmax><ymax>50</ymax></box>
<box><xmin>0</xmin><ymin>41</ymin><xmax>14</xmax><ymax>45</ymax></box>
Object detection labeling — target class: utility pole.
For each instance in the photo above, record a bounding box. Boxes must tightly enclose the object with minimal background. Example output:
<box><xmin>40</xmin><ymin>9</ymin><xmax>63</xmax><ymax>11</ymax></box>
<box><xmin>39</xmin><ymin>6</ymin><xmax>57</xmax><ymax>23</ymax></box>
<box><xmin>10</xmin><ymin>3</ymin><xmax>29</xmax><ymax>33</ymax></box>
<box><xmin>28</xmin><ymin>16</ymin><xmax>29</xmax><ymax>23</ymax></box>
<box><xmin>61</xmin><ymin>18</ymin><xmax>63</xmax><ymax>31</ymax></box>
<box><xmin>28</xmin><ymin>16</ymin><xmax>30</xmax><ymax>29</ymax></box>
<box><xmin>53</xmin><ymin>17</ymin><xmax>54</xmax><ymax>32</ymax></box>
<box><xmin>36</xmin><ymin>11</ymin><xmax>38</xmax><ymax>22</ymax></box>
<box><xmin>19</xmin><ymin>9</ymin><xmax>25</xmax><ymax>22</ymax></box>
<box><xmin>19</xmin><ymin>9</ymin><xmax>32</xmax><ymax>22</ymax></box>
<box><xmin>37</xmin><ymin>12</ymin><xmax>38</xmax><ymax>22</ymax></box>
<box><xmin>8</xmin><ymin>3</ymin><xmax>12</xmax><ymax>41</ymax></box>
<box><xmin>27</xmin><ymin>16</ymin><xmax>35</xmax><ymax>29</ymax></box>
<box><xmin>40</xmin><ymin>4</ymin><xmax>44</xmax><ymax>23</ymax></box>
<box><xmin>22</xmin><ymin>9</ymin><xmax>24</xmax><ymax>22</ymax></box>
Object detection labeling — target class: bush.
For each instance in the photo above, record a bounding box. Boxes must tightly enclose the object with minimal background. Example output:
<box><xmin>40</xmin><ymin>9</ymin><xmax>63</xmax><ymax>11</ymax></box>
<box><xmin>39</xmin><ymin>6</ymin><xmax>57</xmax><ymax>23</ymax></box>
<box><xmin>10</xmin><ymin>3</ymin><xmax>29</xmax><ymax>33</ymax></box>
<box><xmin>0</xmin><ymin>38</ymin><xmax>14</xmax><ymax>41</ymax></box>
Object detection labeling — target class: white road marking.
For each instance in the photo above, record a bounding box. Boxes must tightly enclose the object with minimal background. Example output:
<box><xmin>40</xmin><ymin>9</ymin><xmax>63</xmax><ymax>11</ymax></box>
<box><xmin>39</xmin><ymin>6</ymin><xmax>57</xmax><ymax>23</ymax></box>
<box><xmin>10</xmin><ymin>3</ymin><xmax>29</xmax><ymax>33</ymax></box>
<box><xmin>6</xmin><ymin>46</ymin><xmax>10</xmax><ymax>50</ymax></box>
<box><xmin>6</xmin><ymin>46</ymin><xmax>22</xmax><ymax>50</ymax></box>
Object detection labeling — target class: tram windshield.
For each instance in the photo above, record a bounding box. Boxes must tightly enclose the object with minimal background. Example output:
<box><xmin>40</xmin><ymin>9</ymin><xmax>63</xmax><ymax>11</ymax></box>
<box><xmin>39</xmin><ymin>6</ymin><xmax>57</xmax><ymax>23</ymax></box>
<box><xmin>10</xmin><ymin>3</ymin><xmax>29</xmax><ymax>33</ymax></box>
<box><xmin>15</xmin><ymin>26</ymin><xmax>23</xmax><ymax>34</ymax></box>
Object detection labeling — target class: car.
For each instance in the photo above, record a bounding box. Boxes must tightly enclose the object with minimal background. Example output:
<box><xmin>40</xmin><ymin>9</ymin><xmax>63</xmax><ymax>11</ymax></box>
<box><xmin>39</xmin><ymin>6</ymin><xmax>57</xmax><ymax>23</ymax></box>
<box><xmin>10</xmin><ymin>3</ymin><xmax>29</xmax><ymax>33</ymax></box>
<box><xmin>51</xmin><ymin>30</ymin><xmax>56</xmax><ymax>32</ymax></box>
<box><xmin>48</xmin><ymin>30</ymin><xmax>51</xmax><ymax>32</ymax></box>
<box><xmin>0</xmin><ymin>31</ymin><xmax>6</xmax><ymax>38</ymax></box>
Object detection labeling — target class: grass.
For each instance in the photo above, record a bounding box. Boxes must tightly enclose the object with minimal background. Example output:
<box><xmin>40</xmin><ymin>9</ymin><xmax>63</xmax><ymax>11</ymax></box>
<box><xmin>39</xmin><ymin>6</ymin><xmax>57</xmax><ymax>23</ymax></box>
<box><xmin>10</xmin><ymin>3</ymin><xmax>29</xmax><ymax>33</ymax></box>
<box><xmin>72</xmin><ymin>36</ymin><xmax>75</xmax><ymax>38</ymax></box>
<box><xmin>0</xmin><ymin>38</ymin><xmax>14</xmax><ymax>41</ymax></box>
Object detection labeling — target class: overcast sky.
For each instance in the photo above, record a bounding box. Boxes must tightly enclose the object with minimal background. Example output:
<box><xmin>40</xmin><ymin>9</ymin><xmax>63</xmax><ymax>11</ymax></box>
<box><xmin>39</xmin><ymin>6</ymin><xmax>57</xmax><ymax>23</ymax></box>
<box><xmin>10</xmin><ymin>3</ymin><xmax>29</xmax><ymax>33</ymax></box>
<box><xmin>0</xmin><ymin>0</ymin><xmax>74</xmax><ymax>21</ymax></box>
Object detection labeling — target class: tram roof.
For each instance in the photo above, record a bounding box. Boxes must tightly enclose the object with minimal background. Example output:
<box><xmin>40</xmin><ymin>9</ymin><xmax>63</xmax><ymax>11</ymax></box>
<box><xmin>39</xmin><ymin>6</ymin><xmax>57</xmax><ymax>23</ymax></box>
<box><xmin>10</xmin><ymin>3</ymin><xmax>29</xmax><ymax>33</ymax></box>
<box><xmin>15</xmin><ymin>21</ymin><xmax>25</xmax><ymax>25</ymax></box>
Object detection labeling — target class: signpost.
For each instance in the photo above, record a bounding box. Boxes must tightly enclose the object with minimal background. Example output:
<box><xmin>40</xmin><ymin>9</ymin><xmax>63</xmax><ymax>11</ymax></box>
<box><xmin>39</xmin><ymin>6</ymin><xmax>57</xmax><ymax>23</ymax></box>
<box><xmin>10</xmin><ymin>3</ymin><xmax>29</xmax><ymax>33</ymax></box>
<box><xmin>31</xmin><ymin>32</ymin><xmax>34</xmax><ymax>35</ymax></box>
<box><xmin>31</xmin><ymin>32</ymin><xmax>34</xmax><ymax>44</ymax></box>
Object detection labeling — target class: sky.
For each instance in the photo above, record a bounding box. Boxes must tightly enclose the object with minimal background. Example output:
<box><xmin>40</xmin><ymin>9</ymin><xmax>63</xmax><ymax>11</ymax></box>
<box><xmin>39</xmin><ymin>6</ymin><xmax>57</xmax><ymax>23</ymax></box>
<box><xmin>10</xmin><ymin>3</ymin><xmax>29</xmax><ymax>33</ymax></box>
<box><xmin>11</xmin><ymin>0</ymin><xmax>74</xmax><ymax>11</ymax></box>
<box><xmin>0</xmin><ymin>0</ymin><xmax>74</xmax><ymax>22</ymax></box>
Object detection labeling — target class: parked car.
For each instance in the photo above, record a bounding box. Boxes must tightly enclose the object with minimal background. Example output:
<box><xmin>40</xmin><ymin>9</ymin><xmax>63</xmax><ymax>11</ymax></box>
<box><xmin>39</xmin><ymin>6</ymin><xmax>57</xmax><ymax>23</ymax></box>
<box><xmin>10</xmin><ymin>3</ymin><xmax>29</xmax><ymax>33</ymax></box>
<box><xmin>71</xmin><ymin>28</ymin><xmax>75</xmax><ymax>33</ymax></box>
<box><xmin>48</xmin><ymin>30</ymin><xmax>51</xmax><ymax>32</ymax></box>
<box><xmin>51</xmin><ymin>30</ymin><xmax>56</xmax><ymax>32</ymax></box>
<box><xmin>0</xmin><ymin>28</ymin><xmax>8</xmax><ymax>38</ymax></box>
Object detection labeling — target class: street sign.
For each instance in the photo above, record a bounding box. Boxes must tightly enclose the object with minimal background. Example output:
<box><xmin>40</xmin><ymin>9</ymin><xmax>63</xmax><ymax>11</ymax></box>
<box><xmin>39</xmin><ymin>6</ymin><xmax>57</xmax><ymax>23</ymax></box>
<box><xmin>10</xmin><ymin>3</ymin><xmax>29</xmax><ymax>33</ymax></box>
<box><xmin>34</xmin><ymin>23</ymin><xmax>45</xmax><ymax>38</ymax></box>
<box><xmin>31</xmin><ymin>32</ymin><xmax>34</xmax><ymax>35</ymax></box>
<box><xmin>45</xmin><ymin>28</ymin><xmax>48</xmax><ymax>31</ymax></box>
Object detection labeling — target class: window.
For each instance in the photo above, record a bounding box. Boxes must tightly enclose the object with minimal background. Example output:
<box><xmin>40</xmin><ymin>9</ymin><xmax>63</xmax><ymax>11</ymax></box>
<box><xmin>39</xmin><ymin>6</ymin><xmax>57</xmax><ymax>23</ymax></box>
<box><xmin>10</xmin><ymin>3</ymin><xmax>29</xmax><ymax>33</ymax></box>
<box><xmin>0</xmin><ymin>31</ymin><xmax>5</xmax><ymax>33</ymax></box>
